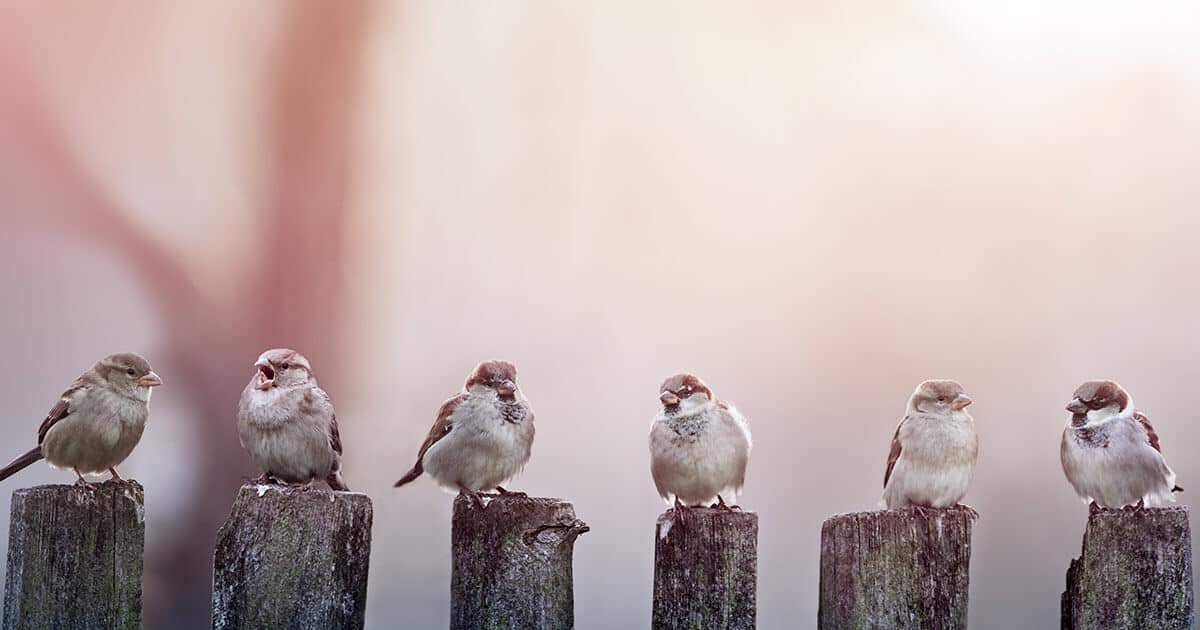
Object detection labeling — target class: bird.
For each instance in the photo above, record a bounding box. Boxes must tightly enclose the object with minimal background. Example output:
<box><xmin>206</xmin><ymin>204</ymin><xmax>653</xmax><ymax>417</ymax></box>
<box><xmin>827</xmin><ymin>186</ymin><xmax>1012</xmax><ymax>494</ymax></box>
<box><xmin>0</xmin><ymin>353</ymin><xmax>162</xmax><ymax>487</ymax></box>
<box><xmin>649</xmin><ymin>373</ymin><xmax>752</xmax><ymax>510</ymax></box>
<box><xmin>394</xmin><ymin>360</ymin><xmax>534</xmax><ymax>504</ymax></box>
<box><xmin>882</xmin><ymin>380</ymin><xmax>978</xmax><ymax>510</ymax></box>
<box><xmin>237</xmin><ymin>348</ymin><xmax>349</xmax><ymax>491</ymax></box>
<box><xmin>1060</xmin><ymin>379</ymin><xmax>1181</xmax><ymax>511</ymax></box>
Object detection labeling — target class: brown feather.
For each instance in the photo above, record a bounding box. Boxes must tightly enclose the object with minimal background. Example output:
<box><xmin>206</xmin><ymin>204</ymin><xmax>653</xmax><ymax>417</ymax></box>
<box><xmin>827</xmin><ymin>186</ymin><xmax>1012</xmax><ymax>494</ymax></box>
<box><xmin>1133</xmin><ymin>411</ymin><xmax>1162</xmax><ymax>452</ymax></box>
<box><xmin>883</xmin><ymin>417</ymin><xmax>907</xmax><ymax>488</ymax></box>
<box><xmin>394</xmin><ymin>393</ymin><xmax>467</xmax><ymax>488</ymax></box>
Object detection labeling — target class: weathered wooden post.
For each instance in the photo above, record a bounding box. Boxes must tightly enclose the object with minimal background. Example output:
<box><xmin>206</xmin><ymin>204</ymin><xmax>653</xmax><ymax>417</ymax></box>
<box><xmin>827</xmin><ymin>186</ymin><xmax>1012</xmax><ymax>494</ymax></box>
<box><xmin>1062</xmin><ymin>506</ymin><xmax>1194</xmax><ymax>630</ymax></box>
<box><xmin>211</xmin><ymin>484</ymin><xmax>373</xmax><ymax>630</ymax></box>
<box><xmin>450</xmin><ymin>493</ymin><xmax>589</xmax><ymax>630</ymax></box>
<box><xmin>818</xmin><ymin>506</ymin><xmax>975</xmax><ymax>629</ymax></box>
<box><xmin>652</xmin><ymin>506</ymin><xmax>758</xmax><ymax>630</ymax></box>
<box><xmin>3</xmin><ymin>481</ymin><xmax>145</xmax><ymax>630</ymax></box>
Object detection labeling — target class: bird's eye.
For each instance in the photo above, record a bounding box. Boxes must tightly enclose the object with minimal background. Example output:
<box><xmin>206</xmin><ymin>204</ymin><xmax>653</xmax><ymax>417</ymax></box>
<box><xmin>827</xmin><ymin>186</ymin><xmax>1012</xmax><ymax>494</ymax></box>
<box><xmin>126</xmin><ymin>368</ymin><xmax>136</xmax><ymax>376</ymax></box>
<box><xmin>281</xmin><ymin>362</ymin><xmax>290</xmax><ymax>370</ymax></box>
<box><xmin>937</xmin><ymin>396</ymin><xmax>946</xmax><ymax>403</ymax></box>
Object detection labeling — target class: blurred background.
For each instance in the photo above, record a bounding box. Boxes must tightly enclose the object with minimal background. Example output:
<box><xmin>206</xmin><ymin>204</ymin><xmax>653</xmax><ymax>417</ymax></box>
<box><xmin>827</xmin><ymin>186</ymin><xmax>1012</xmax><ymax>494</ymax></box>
<box><xmin>1</xmin><ymin>2</ymin><xmax>1199</xmax><ymax>628</ymax></box>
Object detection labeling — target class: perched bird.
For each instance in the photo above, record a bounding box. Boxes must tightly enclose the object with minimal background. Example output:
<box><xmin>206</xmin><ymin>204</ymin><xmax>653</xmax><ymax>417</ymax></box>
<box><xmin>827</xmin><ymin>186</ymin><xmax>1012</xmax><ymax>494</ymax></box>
<box><xmin>237</xmin><ymin>349</ymin><xmax>348</xmax><ymax>491</ymax></box>
<box><xmin>649</xmin><ymin>373</ymin><xmax>752</xmax><ymax>509</ymax></box>
<box><xmin>1060</xmin><ymin>380</ymin><xmax>1181</xmax><ymax>511</ymax></box>
<box><xmin>0</xmin><ymin>353</ymin><xmax>162</xmax><ymax>486</ymax></box>
<box><xmin>394</xmin><ymin>360</ymin><xmax>534</xmax><ymax>502</ymax></box>
<box><xmin>882</xmin><ymin>380</ymin><xmax>978</xmax><ymax>510</ymax></box>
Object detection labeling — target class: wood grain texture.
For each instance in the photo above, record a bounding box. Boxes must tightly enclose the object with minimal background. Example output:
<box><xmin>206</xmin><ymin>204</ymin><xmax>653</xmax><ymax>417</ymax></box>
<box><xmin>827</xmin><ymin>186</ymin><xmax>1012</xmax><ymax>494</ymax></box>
<box><xmin>1061</xmin><ymin>506</ymin><xmax>1193</xmax><ymax>630</ymax></box>
<box><xmin>451</xmin><ymin>493</ymin><xmax>589</xmax><ymax>630</ymax></box>
<box><xmin>3</xmin><ymin>481</ymin><xmax>145</xmax><ymax>630</ymax></box>
<box><xmin>652</xmin><ymin>507</ymin><xmax>758</xmax><ymax>630</ymax></box>
<box><xmin>211</xmin><ymin>484</ymin><xmax>373</xmax><ymax>630</ymax></box>
<box><xmin>818</xmin><ymin>506</ymin><xmax>975</xmax><ymax>630</ymax></box>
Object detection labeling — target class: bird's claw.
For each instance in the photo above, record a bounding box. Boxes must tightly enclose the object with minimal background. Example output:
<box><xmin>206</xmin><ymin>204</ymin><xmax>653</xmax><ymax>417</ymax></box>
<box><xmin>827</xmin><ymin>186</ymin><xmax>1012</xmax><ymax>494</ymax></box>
<box><xmin>956</xmin><ymin>504</ymin><xmax>980</xmax><ymax>519</ymax></box>
<box><xmin>494</xmin><ymin>486</ymin><xmax>527</xmax><ymax>498</ymax></box>
<box><xmin>1089</xmin><ymin>501</ymin><xmax>1104</xmax><ymax>516</ymax></box>
<box><xmin>459</xmin><ymin>487</ymin><xmax>486</xmax><ymax>509</ymax></box>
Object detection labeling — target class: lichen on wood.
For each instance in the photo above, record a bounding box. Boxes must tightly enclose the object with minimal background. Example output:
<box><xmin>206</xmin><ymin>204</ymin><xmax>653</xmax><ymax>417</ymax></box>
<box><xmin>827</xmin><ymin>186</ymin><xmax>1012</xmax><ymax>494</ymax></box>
<box><xmin>1061</xmin><ymin>506</ymin><xmax>1193</xmax><ymax>630</ymax></box>
<box><xmin>652</xmin><ymin>506</ymin><xmax>758</xmax><ymax>630</ymax></box>
<box><xmin>211</xmin><ymin>484</ymin><xmax>373</xmax><ymax>630</ymax></box>
<box><xmin>450</xmin><ymin>493</ymin><xmax>589</xmax><ymax>630</ymax></box>
<box><xmin>3</xmin><ymin>481</ymin><xmax>145</xmax><ymax>630</ymax></box>
<box><xmin>818</xmin><ymin>505</ymin><xmax>975</xmax><ymax>630</ymax></box>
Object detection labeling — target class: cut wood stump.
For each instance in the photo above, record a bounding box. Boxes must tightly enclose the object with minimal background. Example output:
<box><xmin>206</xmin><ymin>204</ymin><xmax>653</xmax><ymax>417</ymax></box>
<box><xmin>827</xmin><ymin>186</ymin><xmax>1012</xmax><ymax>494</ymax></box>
<box><xmin>211</xmin><ymin>484</ymin><xmax>373</xmax><ymax>630</ymax></box>
<box><xmin>3</xmin><ymin>481</ymin><xmax>145</xmax><ymax>630</ymax></box>
<box><xmin>652</xmin><ymin>506</ymin><xmax>758</xmax><ymax>630</ymax></box>
<box><xmin>818</xmin><ymin>506</ymin><xmax>976</xmax><ymax>630</ymax></box>
<box><xmin>1062</xmin><ymin>506</ymin><xmax>1193</xmax><ymax>630</ymax></box>
<box><xmin>451</xmin><ymin>493</ymin><xmax>589</xmax><ymax>630</ymax></box>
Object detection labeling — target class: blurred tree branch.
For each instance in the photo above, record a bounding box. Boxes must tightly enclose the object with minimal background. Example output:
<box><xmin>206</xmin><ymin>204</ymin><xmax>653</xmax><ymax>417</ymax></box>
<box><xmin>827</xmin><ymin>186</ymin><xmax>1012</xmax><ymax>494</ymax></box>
<box><xmin>0</xmin><ymin>3</ymin><xmax>370</xmax><ymax>627</ymax></box>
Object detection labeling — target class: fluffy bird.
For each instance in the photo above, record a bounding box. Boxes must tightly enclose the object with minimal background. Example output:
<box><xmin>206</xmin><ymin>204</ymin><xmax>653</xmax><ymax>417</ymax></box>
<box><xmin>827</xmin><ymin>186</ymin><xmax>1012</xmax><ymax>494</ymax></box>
<box><xmin>0</xmin><ymin>353</ymin><xmax>162</xmax><ymax>486</ymax></box>
<box><xmin>1060</xmin><ymin>380</ymin><xmax>1181</xmax><ymax>510</ymax></box>
<box><xmin>237</xmin><ymin>348</ymin><xmax>348</xmax><ymax>491</ymax></box>
<box><xmin>394</xmin><ymin>360</ymin><xmax>534</xmax><ymax>501</ymax></box>
<box><xmin>882</xmin><ymin>380</ymin><xmax>978</xmax><ymax>510</ymax></box>
<box><xmin>649</xmin><ymin>373</ymin><xmax>752</xmax><ymax>509</ymax></box>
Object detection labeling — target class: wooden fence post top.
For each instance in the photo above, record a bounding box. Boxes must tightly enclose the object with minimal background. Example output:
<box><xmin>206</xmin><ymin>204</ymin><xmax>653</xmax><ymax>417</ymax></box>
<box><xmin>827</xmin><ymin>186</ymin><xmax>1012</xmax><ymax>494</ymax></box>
<box><xmin>1063</xmin><ymin>505</ymin><xmax>1194</xmax><ymax>630</ymax></box>
<box><xmin>5</xmin><ymin>480</ymin><xmax>146</xmax><ymax>630</ymax></box>
<box><xmin>212</xmin><ymin>483</ymin><xmax>374</xmax><ymax>630</ymax></box>
<box><xmin>653</xmin><ymin>506</ymin><xmax>759</xmax><ymax>630</ymax></box>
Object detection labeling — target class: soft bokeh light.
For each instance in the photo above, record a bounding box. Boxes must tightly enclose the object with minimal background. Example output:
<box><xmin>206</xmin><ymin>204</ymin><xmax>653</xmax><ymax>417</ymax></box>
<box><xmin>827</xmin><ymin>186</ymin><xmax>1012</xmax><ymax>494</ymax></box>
<box><xmin>2</xmin><ymin>3</ymin><xmax>1199</xmax><ymax>629</ymax></box>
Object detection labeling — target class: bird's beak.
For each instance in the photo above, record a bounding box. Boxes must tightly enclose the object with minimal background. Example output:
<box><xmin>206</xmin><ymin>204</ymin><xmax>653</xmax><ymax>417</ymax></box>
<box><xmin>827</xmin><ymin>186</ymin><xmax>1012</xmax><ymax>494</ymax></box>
<box><xmin>660</xmin><ymin>391</ymin><xmax>680</xmax><ymax>406</ymax></box>
<box><xmin>1066</xmin><ymin>398</ymin><xmax>1088</xmax><ymax>414</ymax></box>
<box><xmin>951</xmin><ymin>393</ymin><xmax>972</xmax><ymax>410</ymax></box>
<box><xmin>255</xmin><ymin>359</ymin><xmax>275</xmax><ymax>390</ymax></box>
<box><xmin>139</xmin><ymin>372</ymin><xmax>163</xmax><ymax>387</ymax></box>
<box><xmin>496</xmin><ymin>380</ymin><xmax>516</xmax><ymax>397</ymax></box>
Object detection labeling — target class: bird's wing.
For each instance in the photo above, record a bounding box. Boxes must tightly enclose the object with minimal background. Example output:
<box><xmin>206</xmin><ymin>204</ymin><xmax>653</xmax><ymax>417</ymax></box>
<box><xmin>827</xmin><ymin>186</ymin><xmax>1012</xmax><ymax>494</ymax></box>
<box><xmin>883</xmin><ymin>416</ymin><xmax>908</xmax><ymax>488</ymax></box>
<box><xmin>37</xmin><ymin>377</ymin><xmax>92</xmax><ymax>445</ymax></box>
<box><xmin>718</xmin><ymin>400</ymin><xmax>752</xmax><ymax>491</ymax></box>
<box><xmin>310</xmin><ymin>387</ymin><xmax>342</xmax><ymax>455</ymax></box>
<box><xmin>1133</xmin><ymin>410</ymin><xmax>1162</xmax><ymax>452</ymax></box>
<box><xmin>418</xmin><ymin>394</ymin><xmax>467</xmax><ymax>460</ymax></box>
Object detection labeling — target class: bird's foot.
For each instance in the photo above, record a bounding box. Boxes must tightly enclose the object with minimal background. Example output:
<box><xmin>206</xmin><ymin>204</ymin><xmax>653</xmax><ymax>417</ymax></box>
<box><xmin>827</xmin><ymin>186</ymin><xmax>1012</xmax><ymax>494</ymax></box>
<box><xmin>458</xmin><ymin>486</ymin><xmax>486</xmax><ymax>509</ymax></box>
<box><xmin>73</xmin><ymin>470</ymin><xmax>97</xmax><ymax>490</ymax></box>
<box><xmin>672</xmin><ymin>497</ymin><xmax>693</xmax><ymax>525</ymax></box>
<box><xmin>956</xmin><ymin>504</ymin><xmax>980</xmax><ymax>519</ymax></box>
<box><xmin>249</xmin><ymin>472</ymin><xmax>280</xmax><ymax>486</ymax></box>
<box><xmin>1122</xmin><ymin>499</ymin><xmax>1147</xmax><ymax>513</ymax></box>
<box><xmin>713</xmin><ymin>496</ymin><xmax>743</xmax><ymax>512</ymax></box>
<box><xmin>494</xmin><ymin>486</ymin><xmax>527</xmax><ymax>498</ymax></box>
<box><xmin>1088</xmin><ymin>501</ymin><xmax>1104</xmax><ymax>515</ymax></box>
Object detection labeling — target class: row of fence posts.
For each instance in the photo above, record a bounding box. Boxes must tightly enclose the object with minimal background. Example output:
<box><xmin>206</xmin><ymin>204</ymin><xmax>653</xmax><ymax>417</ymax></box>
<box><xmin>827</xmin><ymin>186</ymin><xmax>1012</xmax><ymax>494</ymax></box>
<box><xmin>1</xmin><ymin>481</ymin><xmax>1193</xmax><ymax>629</ymax></box>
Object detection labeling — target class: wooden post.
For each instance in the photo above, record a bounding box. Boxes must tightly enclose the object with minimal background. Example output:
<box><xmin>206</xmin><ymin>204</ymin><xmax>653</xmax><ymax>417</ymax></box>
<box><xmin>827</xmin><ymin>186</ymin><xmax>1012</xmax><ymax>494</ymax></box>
<box><xmin>211</xmin><ymin>484</ymin><xmax>373</xmax><ymax>630</ymax></box>
<box><xmin>652</xmin><ymin>507</ymin><xmax>758</xmax><ymax>630</ymax></box>
<box><xmin>1062</xmin><ymin>506</ymin><xmax>1194</xmax><ymax>630</ymax></box>
<box><xmin>818</xmin><ymin>506</ymin><xmax>975</xmax><ymax>630</ymax></box>
<box><xmin>3</xmin><ymin>481</ymin><xmax>145</xmax><ymax>630</ymax></box>
<box><xmin>450</xmin><ymin>493</ymin><xmax>589</xmax><ymax>630</ymax></box>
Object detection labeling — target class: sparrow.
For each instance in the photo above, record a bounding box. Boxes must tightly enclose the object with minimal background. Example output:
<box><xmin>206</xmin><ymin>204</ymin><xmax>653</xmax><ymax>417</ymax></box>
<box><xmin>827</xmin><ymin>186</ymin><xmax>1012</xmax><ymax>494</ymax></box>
<box><xmin>237</xmin><ymin>348</ymin><xmax>348</xmax><ymax>491</ymax></box>
<box><xmin>0</xmin><ymin>353</ymin><xmax>162</xmax><ymax>486</ymax></box>
<box><xmin>1060</xmin><ymin>380</ymin><xmax>1182</xmax><ymax>511</ymax></box>
<box><xmin>649</xmin><ymin>373</ymin><xmax>752</xmax><ymax>509</ymax></box>
<box><xmin>882</xmin><ymin>380</ymin><xmax>978</xmax><ymax>510</ymax></box>
<box><xmin>394</xmin><ymin>360</ymin><xmax>534</xmax><ymax>503</ymax></box>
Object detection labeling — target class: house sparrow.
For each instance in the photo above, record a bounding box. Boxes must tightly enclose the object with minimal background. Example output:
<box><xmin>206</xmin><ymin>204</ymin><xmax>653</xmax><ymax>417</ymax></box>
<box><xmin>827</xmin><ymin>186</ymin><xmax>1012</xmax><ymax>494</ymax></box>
<box><xmin>649</xmin><ymin>373</ymin><xmax>752</xmax><ymax>509</ymax></box>
<box><xmin>237</xmin><ymin>349</ymin><xmax>348</xmax><ymax>491</ymax></box>
<box><xmin>394</xmin><ymin>360</ymin><xmax>534</xmax><ymax>503</ymax></box>
<box><xmin>0</xmin><ymin>353</ymin><xmax>162</xmax><ymax>486</ymax></box>
<box><xmin>1060</xmin><ymin>380</ymin><xmax>1182</xmax><ymax>511</ymax></box>
<box><xmin>882</xmin><ymin>380</ymin><xmax>977</xmax><ymax>510</ymax></box>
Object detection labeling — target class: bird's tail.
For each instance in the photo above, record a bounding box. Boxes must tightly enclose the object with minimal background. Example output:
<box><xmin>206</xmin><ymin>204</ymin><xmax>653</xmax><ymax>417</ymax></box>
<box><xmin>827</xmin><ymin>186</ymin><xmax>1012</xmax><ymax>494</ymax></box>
<box><xmin>0</xmin><ymin>447</ymin><xmax>43</xmax><ymax>482</ymax></box>
<box><xmin>393</xmin><ymin>462</ymin><xmax>423</xmax><ymax>488</ymax></box>
<box><xmin>326</xmin><ymin>469</ymin><xmax>350</xmax><ymax>492</ymax></box>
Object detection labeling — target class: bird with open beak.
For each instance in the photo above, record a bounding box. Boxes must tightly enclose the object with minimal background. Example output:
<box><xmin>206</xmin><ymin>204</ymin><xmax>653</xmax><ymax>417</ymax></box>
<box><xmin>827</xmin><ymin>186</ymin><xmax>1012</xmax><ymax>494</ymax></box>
<box><xmin>237</xmin><ymin>348</ymin><xmax>349</xmax><ymax>491</ymax></box>
<box><xmin>394</xmin><ymin>360</ymin><xmax>534</xmax><ymax>506</ymax></box>
<box><xmin>1060</xmin><ymin>379</ymin><xmax>1181</xmax><ymax>511</ymax></box>
<box><xmin>882</xmin><ymin>380</ymin><xmax>978</xmax><ymax>510</ymax></box>
<box><xmin>649</xmin><ymin>373</ymin><xmax>752</xmax><ymax>509</ymax></box>
<box><xmin>0</xmin><ymin>352</ymin><xmax>162</xmax><ymax>486</ymax></box>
